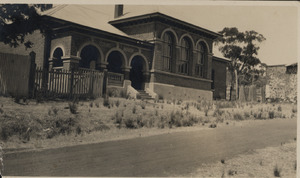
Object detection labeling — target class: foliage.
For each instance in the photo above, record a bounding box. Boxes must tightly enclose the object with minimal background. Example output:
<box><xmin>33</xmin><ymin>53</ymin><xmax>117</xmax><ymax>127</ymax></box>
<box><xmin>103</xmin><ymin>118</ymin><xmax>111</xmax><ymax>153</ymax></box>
<box><xmin>215</xmin><ymin>27</ymin><xmax>266</xmax><ymax>99</ymax></box>
<box><xmin>0</xmin><ymin>4</ymin><xmax>53</xmax><ymax>48</ymax></box>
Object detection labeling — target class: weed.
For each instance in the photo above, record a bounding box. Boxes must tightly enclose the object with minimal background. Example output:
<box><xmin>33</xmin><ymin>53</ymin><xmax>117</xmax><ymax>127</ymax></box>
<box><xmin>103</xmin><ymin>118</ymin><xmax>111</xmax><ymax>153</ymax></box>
<box><xmin>260</xmin><ymin>160</ymin><xmax>263</xmax><ymax>166</ymax></box>
<box><xmin>244</xmin><ymin>111</ymin><xmax>250</xmax><ymax>118</ymax></box>
<box><xmin>161</xmin><ymin>105</ymin><xmax>164</xmax><ymax>109</ymax></box>
<box><xmin>228</xmin><ymin>170</ymin><xmax>237</xmax><ymax>176</ymax></box>
<box><xmin>123</xmin><ymin>104</ymin><xmax>127</xmax><ymax>107</ymax></box>
<box><xmin>213</xmin><ymin>108</ymin><xmax>224</xmax><ymax>117</ymax></box>
<box><xmin>0</xmin><ymin>108</ymin><xmax>3</xmax><ymax>114</ymax></box>
<box><xmin>204</xmin><ymin>108</ymin><xmax>209</xmax><ymax>116</ymax></box>
<box><xmin>278</xmin><ymin>105</ymin><xmax>282</xmax><ymax>112</ymax></box>
<box><xmin>103</xmin><ymin>96</ymin><xmax>110</xmax><ymax>107</ymax></box>
<box><xmin>292</xmin><ymin>107</ymin><xmax>297</xmax><ymax>113</ymax></box>
<box><xmin>95</xmin><ymin>103</ymin><xmax>99</xmax><ymax>108</ymax></box>
<box><xmin>76</xmin><ymin>126</ymin><xmax>82</xmax><ymax>135</ymax></box>
<box><xmin>68</xmin><ymin>102</ymin><xmax>78</xmax><ymax>114</ymax></box>
<box><xmin>268</xmin><ymin>111</ymin><xmax>275</xmax><ymax>119</ymax></box>
<box><xmin>294</xmin><ymin>161</ymin><xmax>297</xmax><ymax>170</ymax></box>
<box><xmin>136</xmin><ymin>115</ymin><xmax>145</xmax><ymax>128</ymax></box>
<box><xmin>233</xmin><ymin>113</ymin><xmax>244</xmax><ymax>121</ymax></box>
<box><xmin>132</xmin><ymin>105</ymin><xmax>137</xmax><ymax>114</ymax></box>
<box><xmin>115</xmin><ymin>100</ymin><xmax>120</xmax><ymax>107</ymax></box>
<box><xmin>273</xmin><ymin>165</ymin><xmax>281</xmax><ymax>177</ymax></box>
<box><xmin>221</xmin><ymin>159</ymin><xmax>225</xmax><ymax>164</ymax></box>
<box><xmin>141</xmin><ymin>102</ymin><xmax>146</xmax><ymax>109</ymax></box>
<box><xmin>155</xmin><ymin>110</ymin><xmax>159</xmax><ymax>116</ymax></box>
<box><xmin>209</xmin><ymin>123</ymin><xmax>217</xmax><ymax>128</ymax></box>
<box><xmin>89</xmin><ymin>102</ymin><xmax>93</xmax><ymax>108</ymax></box>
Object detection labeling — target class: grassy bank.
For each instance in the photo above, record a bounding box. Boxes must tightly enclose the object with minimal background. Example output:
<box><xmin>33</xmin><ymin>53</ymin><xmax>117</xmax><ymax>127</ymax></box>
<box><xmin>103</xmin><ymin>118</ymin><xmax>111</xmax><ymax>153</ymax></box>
<box><xmin>0</xmin><ymin>96</ymin><xmax>297</xmax><ymax>151</ymax></box>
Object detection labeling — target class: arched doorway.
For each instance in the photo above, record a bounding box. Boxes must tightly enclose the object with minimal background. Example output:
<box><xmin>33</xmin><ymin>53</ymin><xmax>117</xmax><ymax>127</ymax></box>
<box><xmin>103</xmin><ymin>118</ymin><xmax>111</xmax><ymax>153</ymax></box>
<box><xmin>107</xmin><ymin>51</ymin><xmax>123</xmax><ymax>73</ymax></box>
<box><xmin>52</xmin><ymin>48</ymin><xmax>63</xmax><ymax>67</ymax></box>
<box><xmin>130</xmin><ymin>56</ymin><xmax>145</xmax><ymax>90</ymax></box>
<box><xmin>79</xmin><ymin>45</ymin><xmax>100</xmax><ymax>69</ymax></box>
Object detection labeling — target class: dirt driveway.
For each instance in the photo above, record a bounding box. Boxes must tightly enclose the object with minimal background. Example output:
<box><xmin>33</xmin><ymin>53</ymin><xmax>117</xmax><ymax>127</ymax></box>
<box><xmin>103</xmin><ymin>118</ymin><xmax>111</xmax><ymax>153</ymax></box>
<box><xmin>3</xmin><ymin>118</ymin><xmax>296</xmax><ymax>177</ymax></box>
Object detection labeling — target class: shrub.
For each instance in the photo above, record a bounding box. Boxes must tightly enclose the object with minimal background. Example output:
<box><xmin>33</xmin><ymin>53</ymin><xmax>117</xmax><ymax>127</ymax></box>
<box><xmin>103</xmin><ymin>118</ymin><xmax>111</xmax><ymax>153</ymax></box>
<box><xmin>244</xmin><ymin>112</ymin><xmax>250</xmax><ymax>118</ymax></box>
<box><xmin>124</xmin><ymin>118</ymin><xmax>136</xmax><ymax>129</ymax></box>
<box><xmin>68</xmin><ymin>102</ymin><xmax>78</xmax><ymax>114</ymax></box>
<box><xmin>0</xmin><ymin>108</ymin><xmax>3</xmax><ymax>114</ymax></box>
<box><xmin>233</xmin><ymin>113</ymin><xmax>244</xmax><ymax>121</ymax></box>
<box><xmin>292</xmin><ymin>107</ymin><xmax>297</xmax><ymax>113</ymax></box>
<box><xmin>103</xmin><ymin>96</ymin><xmax>110</xmax><ymax>107</ymax></box>
<box><xmin>204</xmin><ymin>108</ymin><xmax>209</xmax><ymax>116</ymax></box>
<box><xmin>89</xmin><ymin>102</ymin><xmax>93</xmax><ymax>108</ymax></box>
<box><xmin>213</xmin><ymin>108</ymin><xmax>224</xmax><ymax>117</ymax></box>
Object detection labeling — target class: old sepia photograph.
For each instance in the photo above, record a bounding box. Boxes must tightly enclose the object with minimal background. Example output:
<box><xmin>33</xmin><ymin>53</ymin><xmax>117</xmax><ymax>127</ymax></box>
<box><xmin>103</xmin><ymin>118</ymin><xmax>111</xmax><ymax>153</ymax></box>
<box><xmin>0</xmin><ymin>1</ymin><xmax>298</xmax><ymax>177</ymax></box>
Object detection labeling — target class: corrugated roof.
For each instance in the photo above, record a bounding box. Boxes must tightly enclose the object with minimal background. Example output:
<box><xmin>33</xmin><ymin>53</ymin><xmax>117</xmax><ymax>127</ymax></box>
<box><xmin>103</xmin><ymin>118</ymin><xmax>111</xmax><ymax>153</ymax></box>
<box><xmin>42</xmin><ymin>5</ymin><xmax>130</xmax><ymax>38</ymax></box>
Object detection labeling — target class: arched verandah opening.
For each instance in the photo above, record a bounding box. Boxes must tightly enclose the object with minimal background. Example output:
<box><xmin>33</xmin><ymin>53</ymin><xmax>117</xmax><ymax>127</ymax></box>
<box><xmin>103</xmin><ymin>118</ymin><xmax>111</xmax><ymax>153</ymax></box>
<box><xmin>130</xmin><ymin>55</ymin><xmax>147</xmax><ymax>90</ymax></box>
<box><xmin>79</xmin><ymin>45</ymin><xmax>100</xmax><ymax>69</ymax></box>
<box><xmin>107</xmin><ymin>51</ymin><xmax>124</xmax><ymax>74</ymax></box>
<box><xmin>52</xmin><ymin>47</ymin><xmax>63</xmax><ymax>68</ymax></box>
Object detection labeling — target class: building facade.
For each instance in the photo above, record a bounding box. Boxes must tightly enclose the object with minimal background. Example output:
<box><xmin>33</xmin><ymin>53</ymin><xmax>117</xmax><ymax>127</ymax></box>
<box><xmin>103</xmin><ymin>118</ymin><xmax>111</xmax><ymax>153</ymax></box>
<box><xmin>0</xmin><ymin>5</ymin><xmax>228</xmax><ymax>101</ymax></box>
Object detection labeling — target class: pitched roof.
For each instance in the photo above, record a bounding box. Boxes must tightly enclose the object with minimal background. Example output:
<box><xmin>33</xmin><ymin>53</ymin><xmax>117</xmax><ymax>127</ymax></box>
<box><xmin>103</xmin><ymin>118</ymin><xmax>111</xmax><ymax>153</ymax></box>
<box><xmin>42</xmin><ymin>5</ymin><xmax>220</xmax><ymax>39</ymax></box>
<box><xmin>42</xmin><ymin>5</ymin><xmax>129</xmax><ymax>38</ymax></box>
<box><xmin>111</xmin><ymin>5</ymin><xmax>221</xmax><ymax>38</ymax></box>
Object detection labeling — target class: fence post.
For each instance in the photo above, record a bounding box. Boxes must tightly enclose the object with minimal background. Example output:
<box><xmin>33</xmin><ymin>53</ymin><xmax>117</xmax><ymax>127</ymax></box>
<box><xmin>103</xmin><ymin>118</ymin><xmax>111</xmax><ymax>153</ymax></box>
<box><xmin>103</xmin><ymin>70</ymin><xmax>108</xmax><ymax>97</ymax></box>
<box><xmin>28</xmin><ymin>52</ymin><xmax>36</xmax><ymax>98</ymax></box>
<box><xmin>69</xmin><ymin>68</ymin><xmax>74</xmax><ymax>99</ymax></box>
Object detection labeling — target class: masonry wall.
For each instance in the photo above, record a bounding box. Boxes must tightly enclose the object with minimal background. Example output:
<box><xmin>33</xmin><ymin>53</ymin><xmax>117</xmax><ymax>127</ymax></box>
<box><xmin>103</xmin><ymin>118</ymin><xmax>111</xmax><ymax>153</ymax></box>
<box><xmin>0</xmin><ymin>30</ymin><xmax>45</xmax><ymax>68</ymax></box>
<box><xmin>266</xmin><ymin>65</ymin><xmax>297</xmax><ymax>102</ymax></box>
<box><xmin>150</xmin><ymin>82</ymin><xmax>212</xmax><ymax>101</ymax></box>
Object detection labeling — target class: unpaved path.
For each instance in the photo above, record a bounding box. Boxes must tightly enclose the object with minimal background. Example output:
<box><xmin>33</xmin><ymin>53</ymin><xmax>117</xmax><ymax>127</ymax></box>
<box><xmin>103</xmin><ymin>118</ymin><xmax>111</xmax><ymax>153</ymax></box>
<box><xmin>3</xmin><ymin>119</ymin><xmax>296</xmax><ymax>177</ymax></box>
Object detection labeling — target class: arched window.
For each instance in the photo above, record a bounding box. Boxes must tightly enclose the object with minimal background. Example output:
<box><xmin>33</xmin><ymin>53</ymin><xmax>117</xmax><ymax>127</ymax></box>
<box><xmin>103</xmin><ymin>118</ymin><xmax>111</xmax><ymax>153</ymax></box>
<box><xmin>178</xmin><ymin>38</ymin><xmax>191</xmax><ymax>74</ymax></box>
<box><xmin>162</xmin><ymin>32</ymin><xmax>174</xmax><ymax>71</ymax></box>
<box><xmin>195</xmin><ymin>44</ymin><xmax>206</xmax><ymax>77</ymax></box>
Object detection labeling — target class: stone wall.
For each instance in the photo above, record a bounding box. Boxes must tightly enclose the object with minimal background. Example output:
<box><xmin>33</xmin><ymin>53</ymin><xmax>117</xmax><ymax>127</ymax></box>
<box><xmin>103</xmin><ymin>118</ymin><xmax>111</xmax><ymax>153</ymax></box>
<box><xmin>266</xmin><ymin>65</ymin><xmax>297</xmax><ymax>102</ymax></box>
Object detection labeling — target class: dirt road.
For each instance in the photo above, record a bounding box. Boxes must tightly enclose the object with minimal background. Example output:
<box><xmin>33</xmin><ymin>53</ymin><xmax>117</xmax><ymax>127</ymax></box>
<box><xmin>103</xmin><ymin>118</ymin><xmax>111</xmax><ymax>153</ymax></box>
<box><xmin>3</xmin><ymin>119</ymin><xmax>296</xmax><ymax>177</ymax></box>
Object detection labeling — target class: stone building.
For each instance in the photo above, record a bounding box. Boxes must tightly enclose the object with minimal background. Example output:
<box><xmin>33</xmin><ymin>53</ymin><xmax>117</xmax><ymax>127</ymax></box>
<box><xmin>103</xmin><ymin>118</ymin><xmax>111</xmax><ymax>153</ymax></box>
<box><xmin>0</xmin><ymin>5</ymin><xmax>229</xmax><ymax>101</ymax></box>
<box><xmin>266</xmin><ymin>63</ymin><xmax>297</xmax><ymax>102</ymax></box>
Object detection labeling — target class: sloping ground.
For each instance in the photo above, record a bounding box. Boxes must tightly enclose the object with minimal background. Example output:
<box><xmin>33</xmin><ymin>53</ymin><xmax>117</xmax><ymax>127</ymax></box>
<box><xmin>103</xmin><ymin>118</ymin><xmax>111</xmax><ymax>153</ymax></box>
<box><xmin>3</xmin><ymin>118</ymin><xmax>296</xmax><ymax>177</ymax></box>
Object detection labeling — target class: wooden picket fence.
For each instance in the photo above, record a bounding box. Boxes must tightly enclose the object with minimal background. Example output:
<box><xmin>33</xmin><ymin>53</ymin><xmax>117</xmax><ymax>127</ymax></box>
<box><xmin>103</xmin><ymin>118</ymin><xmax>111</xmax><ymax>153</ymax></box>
<box><xmin>34</xmin><ymin>67</ymin><xmax>104</xmax><ymax>99</ymax></box>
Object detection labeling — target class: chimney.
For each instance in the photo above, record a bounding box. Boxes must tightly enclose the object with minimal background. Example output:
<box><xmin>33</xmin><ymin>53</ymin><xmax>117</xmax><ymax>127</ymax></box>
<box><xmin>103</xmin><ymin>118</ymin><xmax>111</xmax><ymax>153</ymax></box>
<box><xmin>114</xmin><ymin>5</ymin><xmax>123</xmax><ymax>18</ymax></box>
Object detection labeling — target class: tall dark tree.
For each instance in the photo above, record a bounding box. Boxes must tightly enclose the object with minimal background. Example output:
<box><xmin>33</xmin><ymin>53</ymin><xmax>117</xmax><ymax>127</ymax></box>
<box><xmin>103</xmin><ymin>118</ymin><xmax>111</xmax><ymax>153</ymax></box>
<box><xmin>0</xmin><ymin>4</ymin><xmax>52</xmax><ymax>48</ymax></box>
<box><xmin>215</xmin><ymin>27</ymin><xmax>266</xmax><ymax>100</ymax></box>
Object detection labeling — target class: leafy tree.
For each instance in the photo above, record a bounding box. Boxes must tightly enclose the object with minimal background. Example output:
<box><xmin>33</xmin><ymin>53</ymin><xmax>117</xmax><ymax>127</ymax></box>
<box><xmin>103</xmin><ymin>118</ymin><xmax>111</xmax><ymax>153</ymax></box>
<box><xmin>215</xmin><ymin>27</ymin><xmax>266</xmax><ymax>100</ymax></box>
<box><xmin>0</xmin><ymin>4</ymin><xmax>52</xmax><ymax>48</ymax></box>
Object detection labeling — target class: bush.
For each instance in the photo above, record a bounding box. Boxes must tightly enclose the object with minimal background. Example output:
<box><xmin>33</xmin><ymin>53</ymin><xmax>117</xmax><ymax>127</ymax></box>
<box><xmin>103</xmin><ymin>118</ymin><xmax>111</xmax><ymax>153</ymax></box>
<box><xmin>292</xmin><ymin>107</ymin><xmax>297</xmax><ymax>113</ymax></box>
<box><xmin>233</xmin><ymin>113</ymin><xmax>244</xmax><ymax>121</ymax></box>
<box><xmin>124</xmin><ymin>118</ymin><xmax>136</xmax><ymax>129</ymax></box>
<box><xmin>89</xmin><ymin>102</ymin><xmax>93</xmax><ymax>108</ymax></box>
<box><xmin>0</xmin><ymin>108</ymin><xmax>4</xmax><ymax>114</ymax></box>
